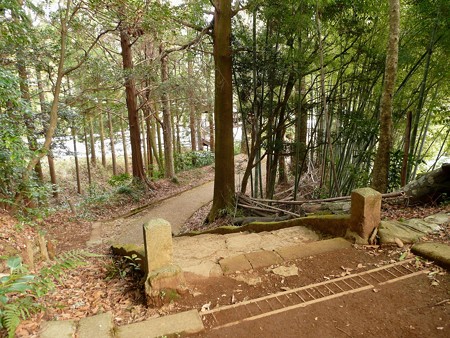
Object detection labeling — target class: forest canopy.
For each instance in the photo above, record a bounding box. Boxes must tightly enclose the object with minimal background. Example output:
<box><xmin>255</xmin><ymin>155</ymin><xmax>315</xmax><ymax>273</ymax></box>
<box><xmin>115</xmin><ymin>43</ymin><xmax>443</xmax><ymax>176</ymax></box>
<box><xmin>0</xmin><ymin>0</ymin><xmax>449</xmax><ymax>213</ymax></box>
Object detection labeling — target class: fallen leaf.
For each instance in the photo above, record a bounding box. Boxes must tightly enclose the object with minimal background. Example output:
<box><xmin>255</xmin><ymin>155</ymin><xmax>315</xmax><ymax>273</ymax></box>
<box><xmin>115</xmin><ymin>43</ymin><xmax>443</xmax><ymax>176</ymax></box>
<box><xmin>201</xmin><ymin>302</ymin><xmax>211</xmax><ymax>312</ymax></box>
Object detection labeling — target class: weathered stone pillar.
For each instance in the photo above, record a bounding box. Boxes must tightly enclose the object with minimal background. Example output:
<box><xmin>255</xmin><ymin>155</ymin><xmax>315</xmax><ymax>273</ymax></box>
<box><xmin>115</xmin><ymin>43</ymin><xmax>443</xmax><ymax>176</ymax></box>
<box><xmin>350</xmin><ymin>188</ymin><xmax>382</xmax><ymax>241</ymax></box>
<box><xmin>143</xmin><ymin>218</ymin><xmax>185</xmax><ymax>306</ymax></box>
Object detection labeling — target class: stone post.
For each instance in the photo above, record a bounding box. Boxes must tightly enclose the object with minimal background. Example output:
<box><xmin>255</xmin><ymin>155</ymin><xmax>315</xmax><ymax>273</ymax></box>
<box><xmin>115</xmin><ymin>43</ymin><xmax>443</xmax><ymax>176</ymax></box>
<box><xmin>350</xmin><ymin>188</ymin><xmax>382</xmax><ymax>241</ymax></box>
<box><xmin>143</xmin><ymin>219</ymin><xmax>185</xmax><ymax>306</ymax></box>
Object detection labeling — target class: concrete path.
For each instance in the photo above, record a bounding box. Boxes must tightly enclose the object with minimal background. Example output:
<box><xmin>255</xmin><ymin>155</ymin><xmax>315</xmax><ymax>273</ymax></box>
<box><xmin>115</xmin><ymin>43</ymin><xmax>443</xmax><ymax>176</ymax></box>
<box><xmin>91</xmin><ymin>155</ymin><xmax>252</xmax><ymax>246</ymax></box>
<box><xmin>124</xmin><ymin>180</ymin><xmax>214</xmax><ymax>241</ymax></box>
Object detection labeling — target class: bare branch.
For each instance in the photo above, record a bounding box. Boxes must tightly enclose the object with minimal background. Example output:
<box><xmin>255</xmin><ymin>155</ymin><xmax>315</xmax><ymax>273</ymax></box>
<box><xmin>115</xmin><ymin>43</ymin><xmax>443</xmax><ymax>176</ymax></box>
<box><xmin>163</xmin><ymin>22</ymin><xmax>213</xmax><ymax>56</ymax></box>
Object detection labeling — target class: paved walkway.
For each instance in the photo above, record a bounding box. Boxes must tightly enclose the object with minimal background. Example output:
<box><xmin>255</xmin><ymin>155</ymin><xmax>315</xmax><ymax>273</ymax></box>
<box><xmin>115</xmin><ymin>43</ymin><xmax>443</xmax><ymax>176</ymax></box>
<box><xmin>121</xmin><ymin>180</ymin><xmax>214</xmax><ymax>240</ymax></box>
<box><xmin>90</xmin><ymin>155</ymin><xmax>252</xmax><ymax>247</ymax></box>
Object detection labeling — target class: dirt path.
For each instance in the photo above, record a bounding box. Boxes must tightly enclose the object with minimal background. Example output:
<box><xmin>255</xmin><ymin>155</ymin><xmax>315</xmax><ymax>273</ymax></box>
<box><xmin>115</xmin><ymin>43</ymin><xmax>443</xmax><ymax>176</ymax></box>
<box><xmin>182</xmin><ymin>247</ymin><xmax>450</xmax><ymax>338</ymax></box>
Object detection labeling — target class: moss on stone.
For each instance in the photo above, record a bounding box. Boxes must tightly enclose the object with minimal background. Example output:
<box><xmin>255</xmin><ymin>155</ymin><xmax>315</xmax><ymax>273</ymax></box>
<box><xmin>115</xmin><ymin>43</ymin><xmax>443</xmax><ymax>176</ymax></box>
<box><xmin>178</xmin><ymin>214</ymin><xmax>351</xmax><ymax>237</ymax></box>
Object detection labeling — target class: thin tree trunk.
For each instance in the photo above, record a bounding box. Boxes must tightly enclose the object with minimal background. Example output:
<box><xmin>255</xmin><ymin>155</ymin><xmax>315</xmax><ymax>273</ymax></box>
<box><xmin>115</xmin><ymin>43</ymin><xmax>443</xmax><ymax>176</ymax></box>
<box><xmin>408</xmin><ymin>23</ymin><xmax>436</xmax><ymax>181</ymax></box>
<box><xmin>107</xmin><ymin>110</ymin><xmax>117</xmax><ymax>176</ymax></box>
<box><xmin>156</xmin><ymin>112</ymin><xmax>164</xmax><ymax>171</ymax></box>
<box><xmin>140</xmin><ymin>110</ymin><xmax>148</xmax><ymax>173</ymax></box>
<box><xmin>17</xmin><ymin>57</ymin><xmax>44</xmax><ymax>181</ymax></box>
<box><xmin>89</xmin><ymin>116</ymin><xmax>97</xmax><ymax>167</ymax></box>
<box><xmin>120</xmin><ymin>111</ymin><xmax>129</xmax><ymax>174</ymax></box>
<box><xmin>160</xmin><ymin>47</ymin><xmax>176</xmax><ymax>179</ymax></box>
<box><xmin>72</xmin><ymin>126</ymin><xmax>81</xmax><ymax>194</ymax></box>
<box><xmin>316</xmin><ymin>5</ymin><xmax>339</xmax><ymax>196</ymax></box>
<box><xmin>188</xmin><ymin>58</ymin><xmax>197</xmax><ymax>151</ymax></box>
<box><xmin>197</xmin><ymin>111</ymin><xmax>203</xmax><ymax>151</ymax></box>
<box><xmin>152</xmin><ymin>117</ymin><xmax>163</xmax><ymax>172</ymax></box>
<box><xmin>401</xmin><ymin>111</ymin><xmax>412</xmax><ymax>186</ymax></box>
<box><xmin>99</xmin><ymin>109</ymin><xmax>107</xmax><ymax>168</ymax></box>
<box><xmin>83</xmin><ymin>120</ymin><xmax>92</xmax><ymax>186</ymax></box>
<box><xmin>37</xmin><ymin>68</ymin><xmax>58</xmax><ymax>197</ymax></box>
<box><xmin>371</xmin><ymin>0</ymin><xmax>400</xmax><ymax>193</ymax></box>
<box><xmin>143</xmin><ymin>107</ymin><xmax>153</xmax><ymax>176</ymax></box>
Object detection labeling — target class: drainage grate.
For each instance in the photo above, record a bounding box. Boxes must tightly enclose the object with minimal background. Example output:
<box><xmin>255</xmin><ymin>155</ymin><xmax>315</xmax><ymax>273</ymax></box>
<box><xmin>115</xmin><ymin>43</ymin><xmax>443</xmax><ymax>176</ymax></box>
<box><xmin>200</xmin><ymin>259</ymin><xmax>427</xmax><ymax>330</ymax></box>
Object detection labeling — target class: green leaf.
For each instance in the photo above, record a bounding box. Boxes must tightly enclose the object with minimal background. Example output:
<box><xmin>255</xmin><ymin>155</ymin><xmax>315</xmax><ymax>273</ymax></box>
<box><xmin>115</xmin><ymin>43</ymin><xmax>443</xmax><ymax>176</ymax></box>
<box><xmin>6</xmin><ymin>257</ymin><xmax>22</xmax><ymax>271</ymax></box>
<box><xmin>0</xmin><ymin>295</ymin><xmax>8</xmax><ymax>305</ymax></box>
<box><xmin>399</xmin><ymin>252</ymin><xmax>408</xmax><ymax>261</ymax></box>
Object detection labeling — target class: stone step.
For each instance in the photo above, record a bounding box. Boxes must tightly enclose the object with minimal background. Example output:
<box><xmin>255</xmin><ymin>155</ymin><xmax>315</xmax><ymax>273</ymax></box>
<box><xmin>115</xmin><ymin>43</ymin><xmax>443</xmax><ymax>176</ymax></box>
<box><xmin>79</xmin><ymin>312</ymin><xmax>114</xmax><ymax>338</ymax></box>
<box><xmin>115</xmin><ymin>310</ymin><xmax>204</xmax><ymax>338</ymax></box>
<box><xmin>39</xmin><ymin>320</ymin><xmax>77</xmax><ymax>338</ymax></box>
<box><xmin>39</xmin><ymin>310</ymin><xmax>204</xmax><ymax>338</ymax></box>
<box><xmin>39</xmin><ymin>312</ymin><xmax>114</xmax><ymax>338</ymax></box>
<box><xmin>411</xmin><ymin>242</ymin><xmax>450</xmax><ymax>269</ymax></box>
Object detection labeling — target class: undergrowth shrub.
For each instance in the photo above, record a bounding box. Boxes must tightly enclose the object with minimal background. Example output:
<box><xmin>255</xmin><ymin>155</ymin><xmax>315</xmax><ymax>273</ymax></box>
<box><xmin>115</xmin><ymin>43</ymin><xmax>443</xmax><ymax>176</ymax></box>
<box><xmin>0</xmin><ymin>250</ymin><xmax>98</xmax><ymax>337</ymax></box>
<box><xmin>175</xmin><ymin>151</ymin><xmax>214</xmax><ymax>172</ymax></box>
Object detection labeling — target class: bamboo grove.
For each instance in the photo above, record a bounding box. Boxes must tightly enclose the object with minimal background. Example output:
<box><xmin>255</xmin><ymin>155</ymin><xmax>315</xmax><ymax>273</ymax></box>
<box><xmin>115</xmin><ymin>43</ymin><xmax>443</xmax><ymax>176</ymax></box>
<box><xmin>0</xmin><ymin>0</ymin><xmax>449</xmax><ymax>212</ymax></box>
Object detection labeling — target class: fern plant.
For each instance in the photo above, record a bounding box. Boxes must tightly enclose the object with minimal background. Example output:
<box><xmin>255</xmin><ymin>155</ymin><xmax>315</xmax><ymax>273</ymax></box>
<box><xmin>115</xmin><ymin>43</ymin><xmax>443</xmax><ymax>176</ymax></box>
<box><xmin>0</xmin><ymin>250</ymin><xmax>98</xmax><ymax>338</ymax></box>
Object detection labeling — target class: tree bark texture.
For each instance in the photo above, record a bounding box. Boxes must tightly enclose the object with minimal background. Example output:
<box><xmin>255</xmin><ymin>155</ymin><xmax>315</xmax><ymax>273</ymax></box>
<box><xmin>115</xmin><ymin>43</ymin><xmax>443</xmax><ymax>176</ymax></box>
<box><xmin>120</xmin><ymin>28</ymin><xmax>146</xmax><ymax>180</ymax></box>
<box><xmin>99</xmin><ymin>108</ymin><xmax>107</xmax><ymax>168</ymax></box>
<box><xmin>403</xmin><ymin>164</ymin><xmax>450</xmax><ymax>203</ymax></box>
<box><xmin>209</xmin><ymin>0</ymin><xmax>235</xmax><ymax>220</ymax></box>
<box><xmin>160</xmin><ymin>48</ymin><xmax>176</xmax><ymax>179</ymax></box>
<box><xmin>371</xmin><ymin>0</ymin><xmax>400</xmax><ymax>193</ymax></box>
<box><xmin>188</xmin><ymin>58</ymin><xmax>197</xmax><ymax>151</ymax></box>
<box><xmin>401</xmin><ymin>111</ymin><xmax>412</xmax><ymax>186</ymax></box>
<box><xmin>107</xmin><ymin>110</ymin><xmax>117</xmax><ymax>175</ymax></box>
<box><xmin>71</xmin><ymin>127</ymin><xmax>81</xmax><ymax>194</ymax></box>
<box><xmin>88</xmin><ymin>116</ymin><xmax>97</xmax><ymax>167</ymax></box>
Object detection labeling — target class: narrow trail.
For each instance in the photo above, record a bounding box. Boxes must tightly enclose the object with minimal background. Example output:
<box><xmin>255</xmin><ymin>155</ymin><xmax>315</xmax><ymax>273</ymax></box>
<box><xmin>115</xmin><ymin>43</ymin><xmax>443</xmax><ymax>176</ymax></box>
<box><xmin>118</xmin><ymin>181</ymin><xmax>214</xmax><ymax>243</ymax></box>
<box><xmin>88</xmin><ymin>155</ymin><xmax>250</xmax><ymax>247</ymax></box>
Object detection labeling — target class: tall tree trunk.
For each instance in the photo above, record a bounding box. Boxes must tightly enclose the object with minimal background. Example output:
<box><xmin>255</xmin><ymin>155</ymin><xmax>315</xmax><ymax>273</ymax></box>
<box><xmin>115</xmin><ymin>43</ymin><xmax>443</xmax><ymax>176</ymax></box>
<box><xmin>120</xmin><ymin>28</ymin><xmax>146</xmax><ymax>181</ymax></box>
<box><xmin>188</xmin><ymin>58</ymin><xmax>197</xmax><ymax>151</ymax></box>
<box><xmin>98</xmin><ymin>109</ymin><xmax>107</xmax><ymax>168</ymax></box>
<box><xmin>316</xmin><ymin>5</ymin><xmax>339</xmax><ymax>196</ymax></box>
<box><xmin>205</xmin><ymin>59</ymin><xmax>215</xmax><ymax>152</ymax></box>
<box><xmin>88</xmin><ymin>116</ymin><xmax>97</xmax><ymax>167</ymax></box>
<box><xmin>120</xmin><ymin>111</ymin><xmax>129</xmax><ymax>174</ymax></box>
<box><xmin>371</xmin><ymin>0</ymin><xmax>400</xmax><ymax>193</ymax></box>
<box><xmin>83</xmin><ymin>121</ymin><xmax>92</xmax><ymax>186</ymax></box>
<box><xmin>197</xmin><ymin>112</ymin><xmax>203</xmax><ymax>151</ymax></box>
<box><xmin>107</xmin><ymin>110</ymin><xmax>117</xmax><ymax>175</ymax></box>
<box><xmin>19</xmin><ymin>0</ymin><xmax>71</xmax><ymax>209</ymax></box>
<box><xmin>401</xmin><ymin>111</ymin><xmax>412</xmax><ymax>186</ymax></box>
<box><xmin>15</xmin><ymin>0</ymin><xmax>43</xmax><ymax>182</ymax></box>
<box><xmin>408</xmin><ymin>23</ymin><xmax>437</xmax><ymax>181</ymax></box>
<box><xmin>140</xmin><ymin>110</ymin><xmax>148</xmax><ymax>173</ymax></box>
<box><xmin>37</xmin><ymin>68</ymin><xmax>58</xmax><ymax>197</ymax></box>
<box><xmin>160</xmin><ymin>47</ymin><xmax>176</xmax><ymax>179</ymax></box>
<box><xmin>156</xmin><ymin>111</ymin><xmax>164</xmax><ymax>171</ymax></box>
<box><xmin>72</xmin><ymin>126</ymin><xmax>82</xmax><ymax>194</ymax></box>
<box><xmin>152</xmin><ymin>116</ymin><xmax>163</xmax><ymax>172</ymax></box>
<box><xmin>209</xmin><ymin>0</ymin><xmax>235</xmax><ymax>221</ymax></box>
<box><xmin>17</xmin><ymin>57</ymin><xmax>44</xmax><ymax>181</ymax></box>
<box><xmin>143</xmin><ymin>107</ymin><xmax>153</xmax><ymax>176</ymax></box>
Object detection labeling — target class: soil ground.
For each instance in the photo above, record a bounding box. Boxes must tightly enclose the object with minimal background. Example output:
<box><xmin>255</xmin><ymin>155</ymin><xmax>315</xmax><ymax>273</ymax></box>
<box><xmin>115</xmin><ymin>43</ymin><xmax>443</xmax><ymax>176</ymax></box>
<box><xmin>183</xmin><ymin>247</ymin><xmax>449</xmax><ymax>337</ymax></box>
<box><xmin>1</xmin><ymin>161</ymin><xmax>449</xmax><ymax>337</ymax></box>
